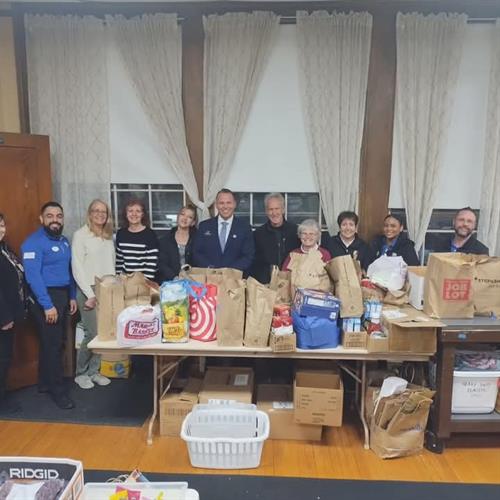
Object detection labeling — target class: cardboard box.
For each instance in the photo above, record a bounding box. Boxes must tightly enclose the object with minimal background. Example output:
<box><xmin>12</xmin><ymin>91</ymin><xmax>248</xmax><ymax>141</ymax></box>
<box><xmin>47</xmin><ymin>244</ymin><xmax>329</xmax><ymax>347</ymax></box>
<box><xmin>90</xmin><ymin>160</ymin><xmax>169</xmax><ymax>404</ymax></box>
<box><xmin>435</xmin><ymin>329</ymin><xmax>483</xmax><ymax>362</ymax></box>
<box><xmin>100</xmin><ymin>353</ymin><xmax>130</xmax><ymax>378</ymax></box>
<box><xmin>366</xmin><ymin>334</ymin><xmax>389</xmax><ymax>353</ymax></box>
<box><xmin>270</xmin><ymin>332</ymin><xmax>296</xmax><ymax>352</ymax></box>
<box><xmin>257</xmin><ymin>384</ymin><xmax>322</xmax><ymax>441</ymax></box>
<box><xmin>381</xmin><ymin>306</ymin><xmax>444</xmax><ymax>354</ymax></box>
<box><xmin>342</xmin><ymin>330</ymin><xmax>368</xmax><ymax>349</ymax></box>
<box><xmin>198</xmin><ymin>367</ymin><xmax>254</xmax><ymax>404</ymax></box>
<box><xmin>408</xmin><ymin>266</ymin><xmax>426</xmax><ymax>310</ymax></box>
<box><xmin>159</xmin><ymin>377</ymin><xmax>202</xmax><ymax>437</ymax></box>
<box><xmin>293</xmin><ymin>369</ymin><xmax>343</xmax><ymax>426</ymax></box>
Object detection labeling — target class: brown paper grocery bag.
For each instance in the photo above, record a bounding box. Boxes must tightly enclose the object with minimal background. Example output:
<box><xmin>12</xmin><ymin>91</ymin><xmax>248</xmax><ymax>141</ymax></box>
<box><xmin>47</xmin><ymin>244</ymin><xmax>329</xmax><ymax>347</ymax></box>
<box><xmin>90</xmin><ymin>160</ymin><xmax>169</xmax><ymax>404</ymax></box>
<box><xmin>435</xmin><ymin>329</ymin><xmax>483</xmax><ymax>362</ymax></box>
<box><xmin>325</xmin><ymin>255</ymin><xmax>363</xmax><ymax>317</ymax></box>
<box><xmin>288</xmin><ymin>250</ymin><xmax>331</xmax><ymax>294</ymax></box>
<box><xmin>122</xmin><ymin>272</ymin><xmax>151</xmax><ymax>307</ymax></box>
<box><xmin>216</xmin><ymin>279</ymin><xmax>246</xmax><ymax>346</ymax></box>
<box><xmin>269</xmin><ymin>266</ymin><xmax>292</xmax><ymax>304</ymax></box>
<box><xmin>424</xmin><ymin>253</ymin><xmax>475</xmax><ymax>318</ymax></box>
<box><xmin>95</xmin><ymin>275</ymin><xmax>125</xmax><ymax>341</ymax></box>
<box><xmin>384</xmin><ymin>282</ymin><xmax>410</xmax><ymax>306</ymax></box>
<box><xmin>472</xmin><ymin>256</ymin><xmax>500</xmax><ymax>317</ymax></box>
<box><xmin>244</xmin><ymin>277</ymin><xmax>277</xmax><ymax>347</ymax></box>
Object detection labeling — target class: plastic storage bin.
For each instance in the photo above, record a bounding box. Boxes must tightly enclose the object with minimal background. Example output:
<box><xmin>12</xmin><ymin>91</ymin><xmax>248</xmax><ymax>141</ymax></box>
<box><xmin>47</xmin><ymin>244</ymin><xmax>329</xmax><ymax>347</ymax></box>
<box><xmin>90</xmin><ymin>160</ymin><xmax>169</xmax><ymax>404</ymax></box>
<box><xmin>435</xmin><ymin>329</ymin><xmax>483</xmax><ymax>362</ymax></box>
<box><xmin>83</xmin><ymin>482</ymin><xmax>190</xmax><ymax>500</ymax></box>
<box><xmin>451</xmin><ymin>370</ymin><xmax>500</xmax><ymax>414</ymax></box>
<box><xmin>180</xmin><ymin>403</ymin><xmax>270</xmax><ymax>469</ymax></box>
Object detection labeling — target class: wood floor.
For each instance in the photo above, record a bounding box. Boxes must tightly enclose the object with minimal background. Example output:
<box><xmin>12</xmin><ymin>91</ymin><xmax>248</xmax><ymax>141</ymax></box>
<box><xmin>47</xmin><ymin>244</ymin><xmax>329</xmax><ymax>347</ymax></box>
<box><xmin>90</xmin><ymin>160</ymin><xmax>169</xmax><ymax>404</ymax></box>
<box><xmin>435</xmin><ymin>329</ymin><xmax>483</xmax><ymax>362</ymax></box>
<box><xmin>1</xmin><ymin>417</ymin><xmax>500</xmax><ymax>483</ymax></box>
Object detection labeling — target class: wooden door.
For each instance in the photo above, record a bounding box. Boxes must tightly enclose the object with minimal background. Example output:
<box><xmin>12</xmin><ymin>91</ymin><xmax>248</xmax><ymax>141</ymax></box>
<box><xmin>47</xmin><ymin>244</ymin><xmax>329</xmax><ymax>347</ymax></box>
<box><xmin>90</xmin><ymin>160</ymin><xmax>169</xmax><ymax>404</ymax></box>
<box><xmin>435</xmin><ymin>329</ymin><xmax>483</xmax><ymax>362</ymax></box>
<box><xmin>0</xmin><ymin>132</ymin><xmax>52</xmax><ymax>389</ymax></box>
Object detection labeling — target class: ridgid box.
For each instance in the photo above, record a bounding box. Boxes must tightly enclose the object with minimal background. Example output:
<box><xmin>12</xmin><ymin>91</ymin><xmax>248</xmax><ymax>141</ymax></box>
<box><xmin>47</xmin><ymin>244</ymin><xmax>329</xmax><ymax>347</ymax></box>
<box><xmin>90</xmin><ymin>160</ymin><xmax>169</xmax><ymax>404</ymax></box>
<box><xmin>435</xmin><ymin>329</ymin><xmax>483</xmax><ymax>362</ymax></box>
<box><xmin>257</xmin><ymin>384</ymin><xmax>322</xmax><ymax>441</ymax></box>
<box><xmin>198</xmin><ymin>367</ymin><xmax>254</xmax><ymax>404</ymax></box>
<box><xmin>159</xmin><ymin>377</ymin><xmax>202</xmax><ymax>437</ymax></box>
<box><xmin>293</xmin><ymin>369</ymin><xmax>343</xmax><ymax>427</ymax></box>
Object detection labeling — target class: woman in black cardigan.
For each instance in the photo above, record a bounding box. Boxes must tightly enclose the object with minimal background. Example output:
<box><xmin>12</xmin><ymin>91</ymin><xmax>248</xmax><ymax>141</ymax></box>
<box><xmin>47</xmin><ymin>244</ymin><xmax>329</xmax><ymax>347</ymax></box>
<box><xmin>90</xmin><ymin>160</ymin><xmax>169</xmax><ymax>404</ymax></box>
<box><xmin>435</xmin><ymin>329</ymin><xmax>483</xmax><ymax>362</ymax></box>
<box><xmin>157</xmin><ymin>205</ymin><xmax>197</xmax><ymax>283</ymax></box>
<box><xmin>0</xmin><ymin>213</ymin><xmax>26</xmax><ymax>413</ymax></box>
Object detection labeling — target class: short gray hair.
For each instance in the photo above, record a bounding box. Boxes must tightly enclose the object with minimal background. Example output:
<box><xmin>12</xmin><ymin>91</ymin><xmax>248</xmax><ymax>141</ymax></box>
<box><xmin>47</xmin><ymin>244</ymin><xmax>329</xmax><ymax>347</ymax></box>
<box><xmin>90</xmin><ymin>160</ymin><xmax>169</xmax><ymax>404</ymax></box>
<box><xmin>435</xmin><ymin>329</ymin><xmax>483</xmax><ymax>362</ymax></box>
<box><xmin>264</xmin><ymin>192</ymin><xmax>285</xmax><ymax>209</ymax></box>
<box><xmin>297</xmin><ymin>219</ymin><xmax>321</xmax><ymax>240</ymax></box>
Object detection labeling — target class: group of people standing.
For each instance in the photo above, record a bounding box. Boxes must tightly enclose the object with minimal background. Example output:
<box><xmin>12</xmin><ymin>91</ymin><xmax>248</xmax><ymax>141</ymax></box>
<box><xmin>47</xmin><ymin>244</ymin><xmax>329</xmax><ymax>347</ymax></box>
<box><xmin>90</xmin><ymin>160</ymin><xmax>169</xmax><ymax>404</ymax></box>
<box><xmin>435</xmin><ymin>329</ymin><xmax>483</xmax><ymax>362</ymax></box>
<box><xmin>0</xmin><ymin>188</ymin><xmax>489</xmax><ymax>413</ymax></box>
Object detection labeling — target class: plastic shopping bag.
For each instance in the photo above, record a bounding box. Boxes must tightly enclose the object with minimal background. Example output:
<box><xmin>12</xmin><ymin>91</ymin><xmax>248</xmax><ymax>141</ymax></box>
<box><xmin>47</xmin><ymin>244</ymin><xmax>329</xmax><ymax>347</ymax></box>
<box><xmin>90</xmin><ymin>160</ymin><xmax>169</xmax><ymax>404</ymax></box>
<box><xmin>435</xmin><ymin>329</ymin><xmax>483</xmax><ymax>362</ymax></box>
<box><xmin>188</xmin><ymin>282</ymin><xmax>217</xmax><ymax>342</ymax></box>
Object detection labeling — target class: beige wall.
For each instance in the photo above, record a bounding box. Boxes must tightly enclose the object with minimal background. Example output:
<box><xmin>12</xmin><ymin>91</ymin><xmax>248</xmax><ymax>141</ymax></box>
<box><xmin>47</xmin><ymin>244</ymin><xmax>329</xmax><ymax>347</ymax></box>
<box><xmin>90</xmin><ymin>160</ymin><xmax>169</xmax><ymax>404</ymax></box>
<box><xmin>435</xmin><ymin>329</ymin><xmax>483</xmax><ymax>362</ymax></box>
<box><xmin>0</xmin><ymin>16</ymin><xmax>21</xmax><ymax>133</ymax></box>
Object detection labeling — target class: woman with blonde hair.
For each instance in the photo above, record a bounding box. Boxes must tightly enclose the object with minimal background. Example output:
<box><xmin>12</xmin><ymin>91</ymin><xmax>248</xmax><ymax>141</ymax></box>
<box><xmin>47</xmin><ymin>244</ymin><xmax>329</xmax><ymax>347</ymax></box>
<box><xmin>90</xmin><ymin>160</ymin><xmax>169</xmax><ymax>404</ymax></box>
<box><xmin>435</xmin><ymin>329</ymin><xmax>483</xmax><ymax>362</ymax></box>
<box><xmin>72</xmin><ymin>199</ymin><xmax>115</xmax><ymax>389</ymax></box>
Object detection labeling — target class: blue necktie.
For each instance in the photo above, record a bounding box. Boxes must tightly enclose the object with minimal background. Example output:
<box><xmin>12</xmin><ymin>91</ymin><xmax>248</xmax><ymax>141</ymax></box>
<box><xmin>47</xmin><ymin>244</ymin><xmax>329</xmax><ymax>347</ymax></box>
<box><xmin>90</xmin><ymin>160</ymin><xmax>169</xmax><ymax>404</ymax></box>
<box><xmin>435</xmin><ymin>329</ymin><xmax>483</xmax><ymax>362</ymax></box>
<box><xmin>219</xmin><ymin>221</ymin><xmax>228</xmax><ymax>252</ymax></box>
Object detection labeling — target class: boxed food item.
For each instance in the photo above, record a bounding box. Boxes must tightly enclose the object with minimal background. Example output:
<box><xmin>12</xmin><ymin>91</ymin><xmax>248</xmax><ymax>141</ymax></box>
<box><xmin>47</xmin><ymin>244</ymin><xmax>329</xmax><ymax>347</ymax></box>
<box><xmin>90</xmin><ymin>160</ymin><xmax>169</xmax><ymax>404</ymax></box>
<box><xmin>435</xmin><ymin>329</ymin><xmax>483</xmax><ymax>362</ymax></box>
<box><xmin>198</xmin><ymin>367</ymin><xmax>254</xmax><ymax>404</ymax></box>
<box><xmin>381</xmin><ymin>306</ymin><xmax>444</xmax><ymax>354</ymax></box>
<box><xmin>159</xmin><ymin>377</ymin><xmax>202</xmax><ymax>437</ymax></box>
<box><xmin>452</xmin><ymin>370</ymin><xmax>500</xmax><ymax>414</ymax></box>
<box><xmin>100</xmin><ymin>353</ymin><xmax>130</xmax><ymax>378</ymax></box>
<box><xmin>293</xmin><ymin>288</ymin><xmax>340</xmax><ymax>320</ymax></box>
<box><xmin>407</xmin><ymin>266</ymin><xmax>426</xmax><ymax>310</ymax></box>
<box><xmin>0</xmin><ymin>457</ymin><xmax>84</xmax><ymax>500</ymax></box>
<box><xmin>160</xmin><ymin>280</ymin><xmax>190</xmax><ymax>343</ymax></box>
<box><xmin>257</xmin><ymin>384</ymin><xmax>322</xmax><ymax>441</ymax></box>
<box><xmin>293</xmin><ymin>368</ymin><xmax>343</xmax><ymax>426</ymax></box>
<box><xmin>270</xmin><ymin>304</ymin><xmax>295</xmax><ymax>352</ymax></box>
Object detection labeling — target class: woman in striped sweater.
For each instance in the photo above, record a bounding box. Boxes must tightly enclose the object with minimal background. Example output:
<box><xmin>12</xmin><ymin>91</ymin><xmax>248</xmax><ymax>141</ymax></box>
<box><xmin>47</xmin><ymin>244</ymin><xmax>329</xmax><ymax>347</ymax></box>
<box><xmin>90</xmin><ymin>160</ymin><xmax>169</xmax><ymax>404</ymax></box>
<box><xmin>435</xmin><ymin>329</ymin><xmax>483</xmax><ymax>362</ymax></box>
<box><xmin>115</xmin><ymin>199</ymin><xmax>159</xmax><ymax>280</ymax></box>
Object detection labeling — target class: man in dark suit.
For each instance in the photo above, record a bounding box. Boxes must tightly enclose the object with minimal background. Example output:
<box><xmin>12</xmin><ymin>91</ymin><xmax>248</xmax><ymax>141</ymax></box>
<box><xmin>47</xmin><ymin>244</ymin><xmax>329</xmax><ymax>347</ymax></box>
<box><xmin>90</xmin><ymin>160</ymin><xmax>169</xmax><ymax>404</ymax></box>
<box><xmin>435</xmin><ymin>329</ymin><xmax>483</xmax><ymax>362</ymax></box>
<box><xmin>432</xmin><ymin>207</ymin><xmax>489</xmax><ymax>255</ymax></box>
<box><xmin>193</xmin><ymin>189</ymin><xmax>255</xmax><ymax>273</ymax></box>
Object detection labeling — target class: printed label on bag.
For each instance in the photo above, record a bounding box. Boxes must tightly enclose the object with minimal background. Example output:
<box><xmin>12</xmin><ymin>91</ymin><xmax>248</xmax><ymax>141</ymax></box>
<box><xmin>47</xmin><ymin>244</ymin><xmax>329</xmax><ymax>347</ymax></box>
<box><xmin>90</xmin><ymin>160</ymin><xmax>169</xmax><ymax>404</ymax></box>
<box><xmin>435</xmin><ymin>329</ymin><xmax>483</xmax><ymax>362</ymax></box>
<box><xmin>272</xmin><ymin>401</ymin><xmax>294</xmax><ymax>410</ymax></box>
<box><xmin>124</xmin><ymin>318</ymin><xmax>160</xmax><ymax>339</ymax></box>
<box><xmin>442</xmin><ymin>279</ymin><xmax>471</xmax><ymax>301</ymax></box>
<box><xmin>233</xmin><ymin>374</ymin><xmax>249</xmax><ymax>386</ymax></box>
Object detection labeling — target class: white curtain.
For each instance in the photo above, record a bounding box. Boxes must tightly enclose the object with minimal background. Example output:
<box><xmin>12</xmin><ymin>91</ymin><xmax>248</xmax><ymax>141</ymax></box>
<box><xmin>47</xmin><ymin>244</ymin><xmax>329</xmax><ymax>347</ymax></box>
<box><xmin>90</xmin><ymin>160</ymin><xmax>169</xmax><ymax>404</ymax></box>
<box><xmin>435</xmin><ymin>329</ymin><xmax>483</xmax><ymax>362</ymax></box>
<box><xmin>203</xmin><ymin>11</ymin><xmax>280</xmax><ymax>217</ymax></box>
<box><xmin>106</xmin><ymin>14</ymin><xmax>203</xmax><ymax>212</ymax></box>
<box><xmin>395</xmin><ymin>12</ymin><xmax>467</xmax><ymax>251</ymax></box>
<box><xmin>296</xmin><ymin>11</ymin><xmax>372</xmax><ymax>235</ymax></box>
<box><xmin>25</xmin><ymin>14</ymin><xmax>110</xmax><ymax>236</ymax></box>
<box><xmin>478</xmin><ymin>20</ymin><xmax>500</xmax><ymax>256</ymax></box>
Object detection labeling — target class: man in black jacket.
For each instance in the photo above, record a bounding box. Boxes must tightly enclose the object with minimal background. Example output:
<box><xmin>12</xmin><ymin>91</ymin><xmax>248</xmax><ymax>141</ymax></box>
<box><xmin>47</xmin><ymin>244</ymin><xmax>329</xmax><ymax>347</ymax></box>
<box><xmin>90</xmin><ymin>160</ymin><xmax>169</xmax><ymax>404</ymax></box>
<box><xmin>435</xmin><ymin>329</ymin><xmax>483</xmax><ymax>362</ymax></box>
<box><xmin>433</xmin><ymin>207</ymin><xmax>489</xmax><ymax>255</ymax></box>
<box><xmin>250</xmin><ymin>193</ymin><xmax>300</xmax><ymax>284</ymax></box>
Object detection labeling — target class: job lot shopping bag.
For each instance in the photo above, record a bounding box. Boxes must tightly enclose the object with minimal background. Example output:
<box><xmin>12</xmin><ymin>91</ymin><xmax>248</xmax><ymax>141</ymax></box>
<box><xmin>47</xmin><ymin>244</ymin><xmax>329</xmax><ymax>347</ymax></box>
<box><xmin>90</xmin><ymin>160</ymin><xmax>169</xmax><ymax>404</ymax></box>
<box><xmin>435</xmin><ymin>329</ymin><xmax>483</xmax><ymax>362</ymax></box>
<box><xmin>472</xmin><ymin>256</ymin><xmax>500</xmax><ymax>317</ymax></box>
<box><xmin>269</xmin><ymin>266</ymin><xmax>292</xmax><ymax>304</ymax></box>
<box><xmin>325</xmin><ymin>255</ymin><xmax>363</xmax><ymax>317</ymax></box>
<box><xmin>424</xmin><ymin>253</ymin><xmax>475</xmax><ymax>318</ymax></box>
<box><xmin>288</xmin><ymin>250</ymin><xmax>331</xmax><ymax>294</ymax></box>
<box><xmin>244</xmin><ymin>277</ymin><xmax>277</xmax><ymax>347</ymax></box>
<box><xmin>189</xmin><ymin>282</ymin><xmax>217</xmax><ymax>342</ymax></box>
<box><xmin>216</xmin><ymin>279</ymin><xmax>246</xmax><ymax>346</ymax></box>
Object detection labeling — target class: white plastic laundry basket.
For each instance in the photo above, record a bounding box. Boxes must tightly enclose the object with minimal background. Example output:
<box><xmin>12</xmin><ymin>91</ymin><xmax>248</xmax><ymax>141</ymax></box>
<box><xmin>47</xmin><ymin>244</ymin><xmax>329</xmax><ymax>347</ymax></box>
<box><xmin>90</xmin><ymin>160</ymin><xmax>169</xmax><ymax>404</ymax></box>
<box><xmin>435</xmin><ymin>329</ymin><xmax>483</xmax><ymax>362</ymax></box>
<box><xmin>180</xmin><ymin>403</ymin><xmax>270</xmax><ymax>469</ymax></box>
<box><xmin>452</xmin><ymin>370</ymin><xmax>500</xmax><ymax>414</ymax></box>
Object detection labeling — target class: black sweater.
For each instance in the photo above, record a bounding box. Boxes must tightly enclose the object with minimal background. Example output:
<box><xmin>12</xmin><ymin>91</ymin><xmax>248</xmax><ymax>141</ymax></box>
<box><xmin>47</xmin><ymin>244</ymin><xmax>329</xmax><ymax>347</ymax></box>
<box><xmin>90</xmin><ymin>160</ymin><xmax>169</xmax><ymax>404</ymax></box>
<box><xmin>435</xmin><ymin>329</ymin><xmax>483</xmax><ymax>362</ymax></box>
<box><xmin>250</xmin><ymin>220</ymin><xmax>300</xmax><ymax>284</ymax></box>
<box><xmin>0</xmin><ymin>243</ymin><xmax>25</xmax><ymax>328</ymax></box>
<box><xmin>157</xmin><ymin>227</ymin><xmax>196</xmax><ymax>283</ymax></box>
<box><xmin>432</xmin><ymin>234</ymin><xmax>489</xmax><ymax>256</ymax></box>
<box><xmin>327</xmin><ymin>234</ymin><xmax>373</xmax><ymax>272</ymax></box>
<box><xmin>370</xmin><ymin>233</ymin><xmax>420</xmax><ymax>266</ymax></box>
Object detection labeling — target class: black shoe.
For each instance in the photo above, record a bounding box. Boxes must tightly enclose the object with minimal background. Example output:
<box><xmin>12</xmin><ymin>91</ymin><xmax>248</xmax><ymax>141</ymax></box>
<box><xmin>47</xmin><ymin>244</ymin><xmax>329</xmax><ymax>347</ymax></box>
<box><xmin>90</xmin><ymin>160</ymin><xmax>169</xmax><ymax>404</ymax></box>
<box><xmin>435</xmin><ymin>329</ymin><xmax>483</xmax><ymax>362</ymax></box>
<box><xmin>0</xmin><ymin>398</ymin><xmax>21</xmax><ymax>415</ymax></box>
<box><xmin>51</xmin><ymin>393</ymin><xmax>75</xmax><ymax>410</ymax></box>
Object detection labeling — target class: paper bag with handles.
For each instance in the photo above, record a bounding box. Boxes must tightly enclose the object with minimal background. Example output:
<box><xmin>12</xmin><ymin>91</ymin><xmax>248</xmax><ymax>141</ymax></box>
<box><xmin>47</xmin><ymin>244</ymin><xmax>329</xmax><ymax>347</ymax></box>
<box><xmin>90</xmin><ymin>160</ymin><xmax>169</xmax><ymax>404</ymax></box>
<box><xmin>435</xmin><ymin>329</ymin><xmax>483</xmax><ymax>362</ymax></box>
<box><xmin>95</xmin><ymin>275</ymin><xmax>125</xmax><ymax>341</ymax></box>
<box><xmin>179</xmin><ymin>266</ymin><xmax>243</xmax><ymax>283</ymax></box>
<box><xmin>288</xmin><ymin>250</ymin><xmax>331</xmax><ymax>294</ymax></box>
<box><xmin>122</xmin><ymin>272</ymin><xmax>152</xmax><ymax>307</ymax></box>
<box><xmin>325</xmin><ymin>255</ymin><xmax>363</xmax><ymax>317</ymax></box>
<box><xmin>269</xmin><ymin>266</ymin><xmax>292</xmax><ymax>304</ymax></box>
<box><xmin>216</xmin><ymin>279</ymin><xmax>247</xmax><ymax>346</ymax></box>
<box><xmin>472</xmin><ymin>255</ymin><xmax>500</xmax><ymax>317</ymax></box>
<box><xmin>424</xmin><ymin>253</ymin><xmax>475</xmax><ymax>318</ymax></box>
<box><xmin>244</xmin><ymin>277</ymin><xmax>277</xmax><ymax>347</ymax></box>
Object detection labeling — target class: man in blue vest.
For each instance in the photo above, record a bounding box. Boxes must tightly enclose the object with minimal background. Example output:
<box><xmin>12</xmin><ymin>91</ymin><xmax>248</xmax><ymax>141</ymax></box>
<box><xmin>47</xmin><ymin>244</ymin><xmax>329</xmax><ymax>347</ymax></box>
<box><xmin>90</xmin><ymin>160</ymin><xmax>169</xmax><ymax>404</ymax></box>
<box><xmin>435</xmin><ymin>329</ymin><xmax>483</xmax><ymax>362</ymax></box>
<box><xmin>193</xmin><ymin>189</ymin><xmax>254</xmax><ymax>274</ymax></box>
<box><xmin>22</xmin><ymin>202</ymin><xmax>78</xmax><ymax>409</ymax></box>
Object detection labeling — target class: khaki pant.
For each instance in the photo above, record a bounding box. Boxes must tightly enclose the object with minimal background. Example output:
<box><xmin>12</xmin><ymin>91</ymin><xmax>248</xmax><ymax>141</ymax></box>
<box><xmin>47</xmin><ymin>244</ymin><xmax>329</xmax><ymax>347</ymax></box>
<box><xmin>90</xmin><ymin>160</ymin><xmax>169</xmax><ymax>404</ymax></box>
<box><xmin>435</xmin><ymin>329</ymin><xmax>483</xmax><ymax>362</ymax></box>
<box><xmin>76</xmin><ymin>289</ymin><xmax>101</xmax><ymax>377</ymax></box>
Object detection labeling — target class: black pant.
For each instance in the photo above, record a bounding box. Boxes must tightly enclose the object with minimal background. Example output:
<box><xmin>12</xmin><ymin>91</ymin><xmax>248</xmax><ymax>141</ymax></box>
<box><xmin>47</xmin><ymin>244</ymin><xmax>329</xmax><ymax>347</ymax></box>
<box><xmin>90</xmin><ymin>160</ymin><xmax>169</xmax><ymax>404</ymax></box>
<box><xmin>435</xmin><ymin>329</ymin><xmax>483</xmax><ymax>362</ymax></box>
<box><xmin>31</xmin><ymin>288</ymin><xmax>69</xmax><ymax>396</ymax></box>
<box><xmin>0</xmin><ymin>330</ymin><xmax>14</xmax><ymax>400</ymax></box>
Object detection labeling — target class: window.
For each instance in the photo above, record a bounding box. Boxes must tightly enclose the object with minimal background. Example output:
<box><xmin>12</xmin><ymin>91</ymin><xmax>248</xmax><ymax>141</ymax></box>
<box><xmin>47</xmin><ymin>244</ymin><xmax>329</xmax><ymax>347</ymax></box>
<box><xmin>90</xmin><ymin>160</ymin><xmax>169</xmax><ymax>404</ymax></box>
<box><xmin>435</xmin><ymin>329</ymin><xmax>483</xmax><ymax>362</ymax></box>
<box><xmin>234</xmin><ymin>192</ymin><xmax>325</xmax><ymax>229</ymax></box>
<box><xmin>110</xmin><ymin>184</ymin><xmax>186</xmax><ymax>233</ymax></box>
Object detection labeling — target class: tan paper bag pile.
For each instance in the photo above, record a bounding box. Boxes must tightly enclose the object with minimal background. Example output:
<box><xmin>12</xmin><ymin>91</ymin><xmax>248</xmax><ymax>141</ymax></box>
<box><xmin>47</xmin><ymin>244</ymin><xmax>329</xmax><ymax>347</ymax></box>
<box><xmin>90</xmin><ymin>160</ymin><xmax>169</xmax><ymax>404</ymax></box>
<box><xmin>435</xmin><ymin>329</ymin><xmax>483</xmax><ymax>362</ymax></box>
<box><xmin>244</xmin><ymin>277</ymin><xmax>277</xmax><ymax>347</ymax></box>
